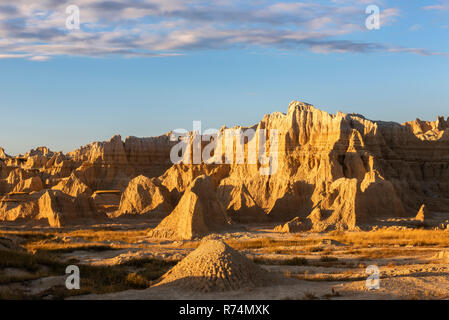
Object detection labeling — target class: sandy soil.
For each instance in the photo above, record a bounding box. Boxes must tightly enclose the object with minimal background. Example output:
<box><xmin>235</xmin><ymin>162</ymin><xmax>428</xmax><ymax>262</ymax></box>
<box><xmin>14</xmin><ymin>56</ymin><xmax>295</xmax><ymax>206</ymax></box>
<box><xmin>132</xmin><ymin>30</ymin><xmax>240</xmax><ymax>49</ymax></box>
<box><xmin>1</xmin><ymin>219</ymin><xmax>449</xmax><ymax>300</ymax></box>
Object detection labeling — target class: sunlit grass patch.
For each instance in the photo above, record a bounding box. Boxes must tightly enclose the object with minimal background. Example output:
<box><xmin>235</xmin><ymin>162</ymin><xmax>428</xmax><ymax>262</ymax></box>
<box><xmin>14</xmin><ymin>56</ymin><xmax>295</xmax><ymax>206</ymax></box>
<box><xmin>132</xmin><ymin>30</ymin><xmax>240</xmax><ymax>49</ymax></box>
<box><xmin>0</xmin><ymin>249</ymin><xmax>64</xmax><ymax>273</ymax></box>
<box><xmin>28</xmin><ymin>244</ymin><xmax>116</xmax><ymax>254</ymax></box>
<box><xmin>253</xmin><ymin>256</ymin><xmax>308</xmax><ymax>266</ymax></box>
<box><xmin>226</xmin><ymin>237</ymin><xmax>321</xmax><ymax>250</ymax></box>
<box><xmin>329</xmin><ymin>229</ymin><xmax>449</xmax><ymax>247</ymax></box>
<box><xmin>63</xmin><ymin>229</ymin><xmax>148</xmax><ymax>243</ymax></box>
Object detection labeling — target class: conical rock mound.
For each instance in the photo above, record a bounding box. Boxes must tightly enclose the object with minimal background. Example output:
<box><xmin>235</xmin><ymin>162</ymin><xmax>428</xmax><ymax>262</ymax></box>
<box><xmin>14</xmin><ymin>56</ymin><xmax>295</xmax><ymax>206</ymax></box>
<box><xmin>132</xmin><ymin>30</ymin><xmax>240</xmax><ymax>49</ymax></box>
<box><xmin>416</xmin><ymin>204</ymin><xmax>431</xmax><ymax>222</ymax></box>
<box><xmin>274</xmin><ymin>216</ymin><xmax>311</xmax><ymax>233</ymax></box>
<box><xmin>52</xmin><ymin>173</ymin><xmax>91</xmax><ymax>197</ymax></box>
<box><xmin>12</xmin><ymin>176</ymin><xmax>44</xmax><ymax>193</ymax></box>
<box><xmin>0</xmin><ymin>147</ymin><xmax>9</xmax><ymax>160</ymax></box>
<box><xmin>148</xmin><ymin>175</ymin><xmax>230</xmax><ymax>240</ymax></box>
<box><xmin>155</xmin><ymin>240</ymin><xmax>277</xmax><ymax>292</ymax></box>
<box><xmin>116</xmin><ymin>175</ymin><xmax>172</xmax><ymax>217</ymax></box>
<box><xmin>37</xmin><ymin>190</ymin><xmax>77</xmax><ymax>227</ymax></box>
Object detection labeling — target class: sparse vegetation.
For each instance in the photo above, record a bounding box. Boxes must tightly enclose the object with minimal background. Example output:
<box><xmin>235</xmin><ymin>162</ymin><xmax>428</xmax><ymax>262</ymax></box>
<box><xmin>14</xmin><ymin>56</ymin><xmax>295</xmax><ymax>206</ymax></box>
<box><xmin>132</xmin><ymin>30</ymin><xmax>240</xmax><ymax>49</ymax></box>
<box><xmin>0</xmin><ymin>249</ymin><xmax>64</xmax><ymax>273</ymax></box>
<box><xmin>1</xmin><ymin>226</ymin><xmax>449</xmax><ymax>300</ymax></box>
<box><xmin>126</xmin><ymin>273</ymin><xmax>150</xmax><ymax>289</ymax></box>
<box><xmin>0</xmin><ymin>247</ymin><xmax>175</xmax><ymax>299</ymax></box>
<box><xmin>319</xmin><ymin>255</ymin><xmax>338</xmax><ymax>263</ymax></box>
<box><xmin>253</xmin><ymin>256</ymin><xmax>308</xmax><ymax>266</ymax></box>
<box><xmin>330</xmin><ymin>230</ymin><xmax>449</xmax><ymax>247</ymax></box>
<box><xmin>303</xmin><ymin>291</ymin><xmax>318</xmax><ymax>300</ymax></box>
<box><xmin>226</xmin><ymin>237</ymin><xmax>321</xmax><ymax>250</ymax></box>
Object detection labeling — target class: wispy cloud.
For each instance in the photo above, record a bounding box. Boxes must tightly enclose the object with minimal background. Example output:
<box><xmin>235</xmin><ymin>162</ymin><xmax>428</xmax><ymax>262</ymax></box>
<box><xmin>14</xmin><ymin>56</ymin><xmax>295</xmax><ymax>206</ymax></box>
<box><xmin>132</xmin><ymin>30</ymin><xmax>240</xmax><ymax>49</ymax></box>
<box><xmin>423</xmin><ymin>1</ymin><xmax>449</xmax><ymax>11</ymax></box>
<box><xmin>409</xmin><ymin>24</ymin><xmax>422</xmax><ymax>31</ymax></box>
<box><xmin>0</xmin><ymin>0</ymin><xmax>444</xmax><ymax>60</ymax></box>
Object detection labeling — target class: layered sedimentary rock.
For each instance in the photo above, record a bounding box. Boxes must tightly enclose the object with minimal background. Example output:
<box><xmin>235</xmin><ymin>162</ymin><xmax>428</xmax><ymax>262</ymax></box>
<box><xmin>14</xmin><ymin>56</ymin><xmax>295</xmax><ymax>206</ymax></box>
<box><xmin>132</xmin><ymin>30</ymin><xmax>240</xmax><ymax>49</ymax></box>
<box><xmin>0</xmin><ymin>148</ymin><xmax>9</xmax><ymax>160</ymax></box>
<box><xmin>37</xmin><ymin>190</ymin><xmax>76</xmax><ymax>227</ymax></box>
<box><xmin>274</xmin><ymin>217</ymin><xmax>310</xmax><ymax>233</ymax></box>
<box><xmin>0</xmin><ymin>189</ymin><xmax>97</xmax><ymax>227</ymax></box>
<box><xmin>148</xmin><ymin>175</ymin><xmax>230</xmax><ymax>240</ymax></box>
<box><xmin>52</xmin><ymin>173</ymin><xmax>92</xmax><ymax>197</ymax></box>
<box><xmin>116</xmin><ymin>175</ymin><xmax>172</xmax><ymax>217</ymax></box>
<box><xmin>416</xmin><ymin>204</ymin><xmax>431</xmax><ymax>222</ymax></box>
<box><xmin>1</xmin><ymin>100</ymin><xmax>449</xmax><ymax>230</ymax></box>
<box><xmin>152</xmin><ymin>100</ymin><xmax>449</xmax><ymax>229</ymax></box>
<box><xmin>13</xmin><ymin>176</ymin><xmax>44</xmax><ymax>193</ymax></box>
<box><xmin>66</xmin><ymin>134</ymin><xmax>176</xmax><ymax>190</ymax></box>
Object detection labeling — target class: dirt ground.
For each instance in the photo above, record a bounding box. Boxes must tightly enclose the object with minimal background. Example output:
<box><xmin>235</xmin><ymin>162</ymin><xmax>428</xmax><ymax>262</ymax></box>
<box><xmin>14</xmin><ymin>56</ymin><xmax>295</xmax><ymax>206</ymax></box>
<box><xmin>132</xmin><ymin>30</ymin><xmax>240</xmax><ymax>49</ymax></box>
<box><xmin>1</xmin><ymin>218</ymin><xmax>449</xmax><ymax>300</ymax></box>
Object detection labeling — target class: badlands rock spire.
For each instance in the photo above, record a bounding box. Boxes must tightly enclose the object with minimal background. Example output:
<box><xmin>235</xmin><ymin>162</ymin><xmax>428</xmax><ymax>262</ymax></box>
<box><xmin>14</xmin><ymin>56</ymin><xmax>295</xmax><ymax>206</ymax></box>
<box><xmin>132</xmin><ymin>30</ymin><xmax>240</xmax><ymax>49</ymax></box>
<box><xmin>1</xmin><ymin>101</ymin><xmax>449</xmax><ymax>233</ymax></box>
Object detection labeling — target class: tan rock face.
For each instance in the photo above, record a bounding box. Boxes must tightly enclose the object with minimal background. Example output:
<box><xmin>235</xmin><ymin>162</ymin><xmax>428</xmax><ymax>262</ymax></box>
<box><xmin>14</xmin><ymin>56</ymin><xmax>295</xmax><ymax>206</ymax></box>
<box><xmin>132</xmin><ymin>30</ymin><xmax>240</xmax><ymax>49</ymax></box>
<box><xmin>416</xmin><ymin>204</ymin><xmax>431</xmax><ymax>222</ymax></box>
<box><xmin>274</xmin><ymin>217</ymin><xmax>310</xmax><ymax>233</ymax></box>
<box><xmin>52</xmin><ymin>173</ymin><xmax>91</xmax><ymax>197</ymax></box>
<box><xmin>1</xmin><ymin>100</ymin><xmax>449</xmax><ymax>229</ymax></box>
<box><xmin>148</xmin><ymin>175</ymin><xmax>230</xmax><ymax>240</ymax></box>
<box><xmin>0</xmin><ymin>147</ymin><xmax>9</xmax><ymax>160</ymax></box>
<box><xmin>154</xmin><ymin>101</ymin><xmax>448</xmax><ymax>230</ymax></box>
<box><xmin>404</xmin><ymin>116</ymin><xmax>449</xmax><ymax>141</ymax></box>
<box><xmin>116</xmin><ymin>175</ymin><xmax>172</xmax><ymax>217</ymax></box>
<box><xmin>0</xmin><ymin>189</ymin><xmax>94</xmax><ymax>227</ymax></box>
<box><xmin>44</xmin><ymin>152</ymin><xmax>74</xmax><ymax>177</ymax></box>
<box><xmin>66</xmin><ymin>134</ymin><xmax>176</xmax><ymax>190</ymax></box>
<box><xmin>13</xmin><ymin>176</ymin><xmax>44</xmax><ymax>193</ymax></box>
<box><xmin>37</xmin><ymin>190</ymin><xmax>77</xmax><ymax>227</ymax></box>
<box><xmin>0</xmin><ymin>199</ymin><xmax>38</xmax><ymax>222</ymax></box>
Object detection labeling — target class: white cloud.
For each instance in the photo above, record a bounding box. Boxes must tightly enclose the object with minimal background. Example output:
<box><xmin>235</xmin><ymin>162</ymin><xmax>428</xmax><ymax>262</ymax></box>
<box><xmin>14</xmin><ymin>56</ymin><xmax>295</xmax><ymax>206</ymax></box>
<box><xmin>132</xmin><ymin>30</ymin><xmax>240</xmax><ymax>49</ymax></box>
<box><xmin>423</xmin><ymin>1</ymin><xmax>449</xmax><ymax>11</ymax></box>
<box><xmin>28</xmin><ymin>55</ymin><xmax>51</xmax><ymax>61</ymax></box>
<box><xmin>0</xmin><ymin>0</ymin><xmax>444</xmax><ymax>60</ymax></box>
<box><xmin>409</xmin><ymin>24</ymin><xmax>422</xmax><ymax>31</ymax></box>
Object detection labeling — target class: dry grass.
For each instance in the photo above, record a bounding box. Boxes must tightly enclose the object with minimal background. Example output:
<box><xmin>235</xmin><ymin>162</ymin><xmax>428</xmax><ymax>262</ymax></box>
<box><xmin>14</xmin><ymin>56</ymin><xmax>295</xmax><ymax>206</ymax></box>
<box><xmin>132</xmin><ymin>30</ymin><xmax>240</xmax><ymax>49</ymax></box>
<box><xmin>0</xmin><ymin>229</ymin><xmax>149</xmax><ymax>246</ymax></box>
<box><xmin>0</xmin><ymin>249</ymin><xmax>64</xmax><ymax>273</ymax></box>
<box><xmin>0</xmin><ymin>248</ymin><xmax>175</xmax><ymax>299</ymax></box>
<box><xmin>225</xmin><ymin>237</ymin><xmax>321</xmax><ymax>250</ymax></box>
<box><xmin>253</xmin><ymin>256</ymin><xmax>308</xmax><ymax>266</ymax></box>
<box><xmin>25</xmin><ymin>242</ymin><xmax>116</xmax><ymax>254</ymax></box>
<box><xmin>343</xmin><ymin>247</ymin><xmax>419</xmax><ymax>260</ymax></box>
<box><xmin>126</xmin><ymin>273</ymin><xmax>150</xmax><ymax>289</ymax></box>
<box><xmin>329</xmin><ymin>229</ymin><xmax>449</xmax><ymax>247</ymax></box>
<box><xmin>64</xmin><ymin>229</ymin><xmax>148</xmax><ymax>243</ymax></box>
<box><xmin>288</xmin><ymin>270</ymin><xmax>367</xmax><ymax>282</ymax></box>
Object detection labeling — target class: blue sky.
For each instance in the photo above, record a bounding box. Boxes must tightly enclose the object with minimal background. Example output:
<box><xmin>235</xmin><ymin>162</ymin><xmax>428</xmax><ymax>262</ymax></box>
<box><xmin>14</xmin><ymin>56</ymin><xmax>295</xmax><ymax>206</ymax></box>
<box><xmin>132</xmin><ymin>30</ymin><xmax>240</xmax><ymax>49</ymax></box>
<box><xmin>0</xmin><ymin>0</ymin><xmax>448</xmax><ymax>155</ymax></box>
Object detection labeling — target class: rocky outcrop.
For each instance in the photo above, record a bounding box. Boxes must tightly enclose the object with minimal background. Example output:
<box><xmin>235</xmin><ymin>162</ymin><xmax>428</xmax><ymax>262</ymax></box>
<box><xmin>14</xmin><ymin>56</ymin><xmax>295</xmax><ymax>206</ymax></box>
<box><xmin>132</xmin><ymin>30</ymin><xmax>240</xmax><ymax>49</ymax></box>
<box><xmin>404</xmin><ymin>116</ymin><xmax>449</xmax><ymax>141</ymax></box>
<box><xmin>116</xmin><ymin>175</ymin><xmax>172</xmax><ymax>217</ymax></box>
<box><xmin>0</xmin><ymin>189</ymin><xmax>98</xmax><ymax>227</ymax></box>
<box><xmin>1</xmin><ymin>100</ymin><xmax>449</xmax><ymax>230</ymax></box>
<box><xmin>155</xmin><ymin>240</ymin><xmax>279</xmax><ymax>292</ymax></box>
<box><xmin>148</xmin><ymin>175</ymin><xmax>230</xmax><ymax>240</ymax></box>
<box><xmin>167</xmin><ymin>101</ymin><xmax>449</xmax><ymax>229</ymax></box>
<box><xmin>44</xmin><ymin>152</ymin><xmax>74</xmax><ymax>177</ymax></box>
<box><xmin>274</xmin><ymin>217</ymin><xmax>311</xmax><ymax>233</ymax></box>
<box><xmin>66</xmin><ymin>134</ymin><xmax>176</xmax><ymax>190</ymax></box>
<box><xmin>0</xmin><ymin>147</ymin><xmax>9</xmax><ymax>160</ymax></box>
<box><xmin>12</xmin><ymin>176</ymin><xmax>44</xmax><ymax>193</ymax></box>
<box><xmin>37</xmin><ymin>190</ymin><xmax>76</xmax><ymax>227</ymax></box>
<box><xmin>92</xmin><ymin>191</ymin><xmax>121</xmax><ymax>214</ymax></box>
<box><xmin>416</xmin><ymin>204</ymin><xmax>431</xmax><ymax>222</ymax></box>
<box><xmin>52</xmin><ymin>173</ymin><xmax>92</xmax><ymax>197</ymax></box>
